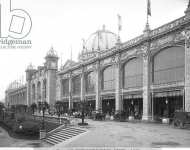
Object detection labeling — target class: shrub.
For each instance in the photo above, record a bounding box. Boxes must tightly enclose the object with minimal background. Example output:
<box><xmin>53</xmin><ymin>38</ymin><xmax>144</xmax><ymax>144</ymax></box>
<box><xmin>15</xmin><ymin>114</ymin><xmax>26</xmax><ymax>123</ymax></box>
<box><xmin>13</xmin><ymin>120</ymin><xmax>40</xmax><ymax>135</ymax></box>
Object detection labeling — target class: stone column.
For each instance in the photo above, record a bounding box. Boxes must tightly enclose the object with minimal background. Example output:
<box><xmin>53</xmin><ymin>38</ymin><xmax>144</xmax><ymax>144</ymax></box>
<box><xmin>56</xmin><ymin>77</ymin><xmax>61</xmax><ymax>102</ymax></box>
<box><xmin>69</xmin><ymin>72</ymin><xmax>73</xmax><ymax>110</ymax></box>
<box><xmin>35</xmin><ymin>82</ymin><xmax>38</xmax><ymax>104</ymax></box>
<box><xmin>81</xmin><ymin>67</ymin><xmax>85</xmax><ymax>101</ymax></box>
<box><xmin>184</xmin><ymin>29</ymin><xmax>190</xmax><ymax>112</ymax></box>
<box><xmin>142</xmin><ymin>45</ymin><xmax>152</xmax><ymax>121</ymax></box>
<box><xmin>95</xmin><ymin>61</ymin><xmax>101</xmax><ymax>111</ymax></box>
<box><xmin>26</xmin><ymin>81</ymin><xmax>31</xmax><ymax>105</ymax></box>
<box><xmin>115</xmin><ymin>54</ymin><xmax>122</xmax><ymax>112</ymax></box>
<box><xmin>41</xmin><ymin>81</ymin><xmax>43</xmax><ymax>102</ymax></box>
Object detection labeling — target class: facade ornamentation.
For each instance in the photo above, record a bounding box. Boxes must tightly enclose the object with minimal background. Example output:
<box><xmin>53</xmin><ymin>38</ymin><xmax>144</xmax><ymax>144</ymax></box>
<box><xmin>5</xmin><ymin>2</ymin><xmax>190</xmax><ymax>121</ymax></box>
<box><xmin>183</xmin><ymin>29</ymin><xmax>190</xmax><ymax>48</ymax></box>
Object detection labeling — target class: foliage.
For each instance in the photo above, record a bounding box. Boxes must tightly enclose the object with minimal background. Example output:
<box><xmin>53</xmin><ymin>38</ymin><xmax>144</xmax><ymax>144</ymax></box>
<box><xmin>15</xmin><ymin>113</ymin><xmax>26</xmax><ymax>123</ymax></box>
<box><xmin>37</xmin><ymin>101</ymin><xmax>49</xmax><ymax>112</ymax></box>
<box><xmin>13</xmin><ymin>120</ymin><xmax>40</xmax><ymax>135</ymax></box>
<box><xmin>54</xmin><ymin>101</ymin><xmax>67</xmax><ymax>115</ymax></box>
<box><xmin>30</xmin><ymin>103</ymin><xmax>37</xmax><ymax>114</ymax></box>
<box><xmin>0</xmin><ymin>102</ymin><xmax>5</xmax><ymax>110</ymax></box>
<box><xmin>15</xmin><ymin>104</ymin><xmax>27</xmax><ymax>113</ymax></box>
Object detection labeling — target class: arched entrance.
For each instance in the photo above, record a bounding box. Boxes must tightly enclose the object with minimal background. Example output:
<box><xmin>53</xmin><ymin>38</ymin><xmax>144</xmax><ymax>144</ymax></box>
<box><xmin>152</xmin><ymin>46</ymin><xmax>185</xmax><ymax>119</ymax></box>
<box><xmin>101</xmin><ymin>66</ymin><xmax>115</xmax><ymax>114</ymax></box>
<box><xmin>123</xmin><ymin>57</ymin><xmax>143</xmax><ymax>119</ymax></box>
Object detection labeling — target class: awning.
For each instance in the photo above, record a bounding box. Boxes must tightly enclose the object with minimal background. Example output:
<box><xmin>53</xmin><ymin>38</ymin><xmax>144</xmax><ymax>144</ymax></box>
<box><xmin>154</xmin><ymin>90</ymin><xmax>183</xmax><ymax>98</ymax></box>
<box><xmin>123</xmin><ymin>94</ymin><xmax>142</xmax><ymax>99</ymax></box>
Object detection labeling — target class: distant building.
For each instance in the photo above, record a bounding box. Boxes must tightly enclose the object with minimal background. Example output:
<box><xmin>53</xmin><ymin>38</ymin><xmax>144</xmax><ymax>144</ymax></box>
<box><xmin>5</xmin><ymin>1</ymin><xmax>190</xmax><ymax>120</ymax></box>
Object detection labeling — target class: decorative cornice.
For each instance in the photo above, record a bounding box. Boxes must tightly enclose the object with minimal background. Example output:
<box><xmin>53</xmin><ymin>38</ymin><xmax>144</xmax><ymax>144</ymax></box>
<box><xmin>58</xmin><ymin>15</ymin><xmax>190</xmax><ymax>76</ymax></box>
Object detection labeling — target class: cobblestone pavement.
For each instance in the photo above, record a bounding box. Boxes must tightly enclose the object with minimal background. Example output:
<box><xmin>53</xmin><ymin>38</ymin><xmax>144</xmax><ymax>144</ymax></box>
<box><xmin>53</xmin><ymin>119</ymin><xmax>190</xmax><ymax>148</ymax></box>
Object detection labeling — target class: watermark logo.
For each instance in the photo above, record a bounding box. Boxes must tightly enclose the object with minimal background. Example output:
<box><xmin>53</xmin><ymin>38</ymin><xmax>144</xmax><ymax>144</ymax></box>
<box><xmin>0</xmin><ymin>0</ymin><xmax>32</xmax><ymax>49</ymax></box>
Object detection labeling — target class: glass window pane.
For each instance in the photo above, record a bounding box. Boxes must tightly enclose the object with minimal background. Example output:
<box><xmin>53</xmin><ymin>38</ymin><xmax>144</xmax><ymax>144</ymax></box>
<box><xmin>103</xmin><ymin>66</ymin><xmax>115</xmax><ymax>90</ymax></box>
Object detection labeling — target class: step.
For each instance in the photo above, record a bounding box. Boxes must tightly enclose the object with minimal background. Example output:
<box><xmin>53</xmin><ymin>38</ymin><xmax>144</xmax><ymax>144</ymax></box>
<box><xmin>54</xmin><ymin>131</ymin><xmax>77</xmax><ymax>137</ymax></box>
<box><xmin>68</xmin><ymin>128</ymin><xmax>86</xmax><ymax>132</ymax></box>
<box><xmin>46</xmin><ymin>136</ymin><xmax>64</xmax><ymax>143</ymax></box>
<box><xmin>45</xmin><ymin>138</ymin><xmax>59</xmax><ymax>145</ymax></box>
<box><xmin>62</xmin><ymin>127</ymin><xmax>86</xmax><ymax>132</ymax></box>
<box><xmin>59</xmin><ymin>128</ymin><xmax>85</xmax><ymax>135</ymax></box>
<box><xmin>67</xmin><ymin>127</ymin><xmax>86</xmax><ymax>132</ymax></box>
<box><xmin>45</xmin><ymin>127</ymin><xmax>87</xmax><ymax>145</ymax></box>
<box><xmin>50</xmin><ymin>134</ymin><xmax>70</xmax><ymax>140</ymax></box>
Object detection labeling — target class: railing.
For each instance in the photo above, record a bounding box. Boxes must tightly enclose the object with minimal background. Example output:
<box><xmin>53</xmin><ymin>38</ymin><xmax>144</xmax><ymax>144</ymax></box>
<box><xmin>32</xmin><ymin>114</ymin><xmax>70</xmax><ymax>125</ymax></box>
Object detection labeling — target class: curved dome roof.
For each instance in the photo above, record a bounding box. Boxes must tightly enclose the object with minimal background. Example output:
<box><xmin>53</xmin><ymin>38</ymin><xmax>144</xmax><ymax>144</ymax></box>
<box><xmin>78</xmin><ymin>25</ymin><xmax>118</xmax><ymax>61</ymax></box>
<box><xmin>85</xmin><ymin>25</ymin><xmax>117</xmax><ymax>52</ymax></box>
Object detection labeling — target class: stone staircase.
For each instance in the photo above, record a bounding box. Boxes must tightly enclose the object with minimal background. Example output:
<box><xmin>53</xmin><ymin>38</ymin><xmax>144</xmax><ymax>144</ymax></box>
<box><xmin>44</xmin><ymin>127</ymin><xmax>87</xmax><ymax>145</ymax></box>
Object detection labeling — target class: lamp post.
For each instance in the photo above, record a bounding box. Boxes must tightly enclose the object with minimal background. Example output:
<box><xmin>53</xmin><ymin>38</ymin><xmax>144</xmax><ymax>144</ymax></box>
<box><xmin>42</xmin><ymin>101</ymin><xmax>45</xmax><ymax>130</ymax></box>
<box><xmin>40</xmin><ymin>101</ymin><xmax>46</xmax><ymax>140</ymax></box>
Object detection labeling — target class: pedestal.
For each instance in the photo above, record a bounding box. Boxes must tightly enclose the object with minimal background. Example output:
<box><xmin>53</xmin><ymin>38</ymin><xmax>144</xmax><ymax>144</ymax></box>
<box><xmin>39</xmin><ymin>129</ymin><xmax>46</xmax><ymax>140</ymax></box>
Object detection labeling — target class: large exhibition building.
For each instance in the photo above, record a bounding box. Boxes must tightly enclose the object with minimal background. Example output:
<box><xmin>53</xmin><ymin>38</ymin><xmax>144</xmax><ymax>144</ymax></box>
<box><xmin>5</xmin><ymin>1</ymin><xmax>190</xmax><ymax>120</ymax></box>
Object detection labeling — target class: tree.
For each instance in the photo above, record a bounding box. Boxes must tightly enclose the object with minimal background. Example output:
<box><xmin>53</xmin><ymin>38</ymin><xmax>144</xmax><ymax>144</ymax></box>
<box><xmin>30</xmin><ymin>103</ymin><xmax>37</xmax><ymax>114</ymax></box>
<box><xmin>0</xmin><ymin>102</ymin><xmax>5</xmax><ymax>118</ymax></box>
<box><xmin>0</xmin><ymin>102</ymin><xmax>5</xmax><ymax>110</ymax></box>
<box><xmin>78</xmin><ymin>100</ymin><xmax>88</xmax><ymax>126</ymax></box>
<box><xmin>55</xmin><ymin>101</ymin><xmax>62</xmax><ymax>116</ymax></box>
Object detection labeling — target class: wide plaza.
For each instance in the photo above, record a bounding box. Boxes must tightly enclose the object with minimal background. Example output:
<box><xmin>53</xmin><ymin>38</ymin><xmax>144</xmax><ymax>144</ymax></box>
<box><xmin>48</xmin><ymin>119</ymin><xmax>190</xmax><ymax>148</ymax></box>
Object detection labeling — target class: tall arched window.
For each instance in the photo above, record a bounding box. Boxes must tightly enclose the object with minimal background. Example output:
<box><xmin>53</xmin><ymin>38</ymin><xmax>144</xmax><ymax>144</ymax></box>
<box><xmin>72</xmin><ymin>75</ymin><xmax>81</xmax><ymax>95</ymax></box>
<box><xmin>32</xmin><ymin>84</ymin><xmax>35</xmax><ymax>100</ymax></box>
<box><xmin>61</xmin><ymin>79</ymin><xmax>69</xmax><ymax>96</ymax></box>
<box><xmin>37</xmin><ymin>82</ymin><xmax>41</xmax><ymax>99</ymax></box>
<box><xmin>123</xmin><ymin>57</ymin><xmax>143</xmax><ymax>89</ymax></box>
<box><xmin>153</xmin><ymin>46</ymin><xmax>185</xmax><ymax>84</ymax></box>
<box><xmin>43</xmin><ymin>79</ymin><xmax>47</xmax><ymax>99</ymax></box>
<box><xmin>86</xmin><ymin>71</ymin><xmax>95</xmax><ymax>93</ymax></box>
<box><xmin>103</xmin><ymin>66</ymin><xmax>115</xmax><ymax>90</ymax></box>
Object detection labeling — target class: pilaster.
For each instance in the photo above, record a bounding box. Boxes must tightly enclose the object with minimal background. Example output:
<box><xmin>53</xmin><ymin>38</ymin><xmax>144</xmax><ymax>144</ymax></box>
<box><xmin>95</xmin><ymin>61</ymin><xmax>101</xmax><ymax>111</ymax></box>
<box><xmin>81</xmin><ymin>67</ymin><xmax>85</xmax><ymax>101</ymax></box>
<box><xmin>26</xmin><ymin>81</ymin><xmax>31</xmax><ymax>105</ymax></box>
<box><xmin>115</xmin><ymin>53</ymin><xmax>122</xmax><ymax>112</ymax></box>
<box><xmin>184</xmin><ymin>29</ymin><xmax>190</xmax><ymax>111</ymax></box>
<box><xmin>142</xmin><ymin>44</ymin><xmax>152</xmax><ymax>121</ymax></box>
<box><xmin>69</xmin><ymin>72</ymin><xmax>73</xmax><ymax>110</ymax></box>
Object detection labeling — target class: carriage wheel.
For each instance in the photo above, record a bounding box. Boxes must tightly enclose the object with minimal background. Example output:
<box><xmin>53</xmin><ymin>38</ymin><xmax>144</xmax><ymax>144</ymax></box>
<box><xmin>173</xmin><ymin>119</ymin><xmax>180</xmax><ymax>128</ymax></box>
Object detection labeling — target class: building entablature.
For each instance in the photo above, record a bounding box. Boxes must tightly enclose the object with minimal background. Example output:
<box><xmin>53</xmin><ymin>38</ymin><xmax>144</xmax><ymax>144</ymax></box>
<box><xmin>58</xmin><ymin>15</ymin><xmax>190</xmax><ymax>77</ymax></box>
<box><xmin>6</xmin><ymin>86</ymin><xmax>27</xmax><ymax>99</ymax></box>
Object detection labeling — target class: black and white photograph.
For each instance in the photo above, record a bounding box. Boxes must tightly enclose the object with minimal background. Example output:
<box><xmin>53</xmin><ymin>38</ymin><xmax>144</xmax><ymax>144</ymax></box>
<box><xmin>0</xmin><ymin>0</ymin><xmax>190</xmax><ymax>149</ymax></box>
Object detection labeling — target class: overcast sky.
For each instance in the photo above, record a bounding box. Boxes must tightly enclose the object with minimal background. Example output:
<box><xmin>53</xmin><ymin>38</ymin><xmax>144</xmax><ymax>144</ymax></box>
<box><xmin>0</xmin><ymin>0</ymin><xmax>188</xmax><ymax>101</ymax></box>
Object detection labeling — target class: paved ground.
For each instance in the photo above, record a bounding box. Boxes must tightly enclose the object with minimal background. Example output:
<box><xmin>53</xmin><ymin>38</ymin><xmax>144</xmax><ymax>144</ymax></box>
<box><xmin>53</xmin><ymin>119</ymin><xmax>190</xmax><ymax>148</ymax></box>
<box><xmin>1</xmin><ymin>119</ymin><xmax>190</xmax><ymax>148</ymax></box>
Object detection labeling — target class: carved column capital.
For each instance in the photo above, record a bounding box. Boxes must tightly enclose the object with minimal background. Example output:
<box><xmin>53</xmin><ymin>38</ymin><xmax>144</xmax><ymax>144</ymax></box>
<box><xmin>94</xmin><ymin>61</ymin><xmax>100</xmax><ymax>71</ymax></box>
<box><xmin>182</xmin><ymin>29</ymin><xmax>190</xmax><ymax>48</ymax></box>
<box><xmin>141</xmin><ymin>43</ymin><xmax>150</xmax><ymax>62</ymax></box>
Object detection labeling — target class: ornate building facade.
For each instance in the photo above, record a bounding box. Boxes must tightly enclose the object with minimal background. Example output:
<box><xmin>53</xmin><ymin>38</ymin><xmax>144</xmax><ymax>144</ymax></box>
<box><xmin>5</xmin><ymin>2</ymin><xmax>190</xmax><ymax>120</ymax></box>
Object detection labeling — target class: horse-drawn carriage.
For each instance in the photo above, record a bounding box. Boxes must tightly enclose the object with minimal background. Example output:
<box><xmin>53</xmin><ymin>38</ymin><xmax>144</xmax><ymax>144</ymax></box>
<box><xmin>173</xmin><ymin>111</ymin><xmax>190</xmax><ymax>128</ymax></box>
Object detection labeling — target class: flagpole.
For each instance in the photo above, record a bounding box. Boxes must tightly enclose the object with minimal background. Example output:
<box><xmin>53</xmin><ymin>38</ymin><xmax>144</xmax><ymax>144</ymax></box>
<box><xmin>145</xmin><ymin>0</ymin><xmax>151</xmax><ymax>32</ymax></box>
<box><xmin>117</xmin><ymin>14</ymin><xmax>122</xmax><ymax>42</ymax></box>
